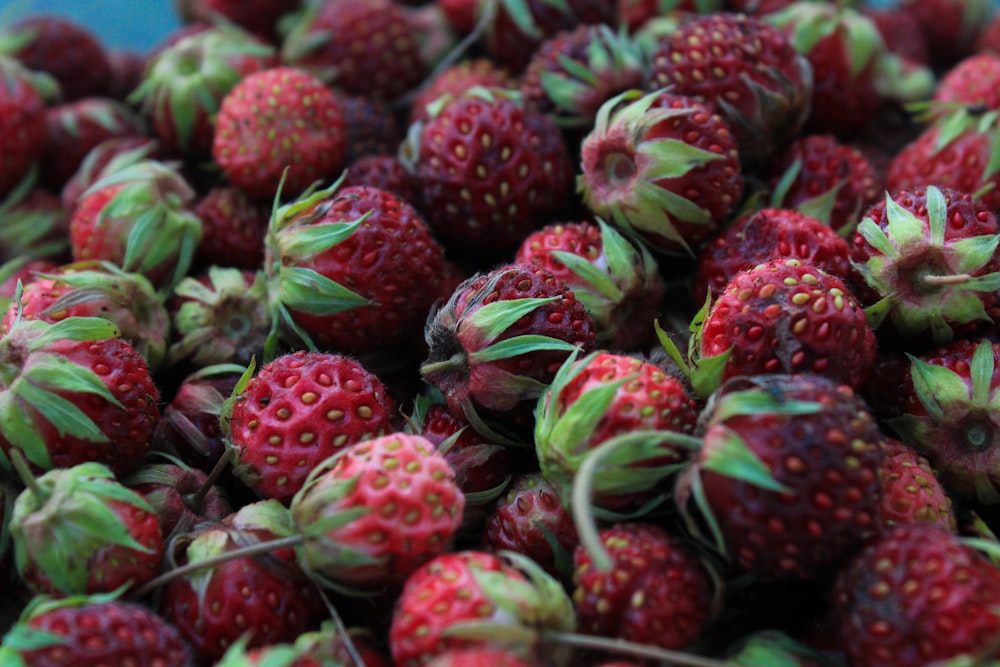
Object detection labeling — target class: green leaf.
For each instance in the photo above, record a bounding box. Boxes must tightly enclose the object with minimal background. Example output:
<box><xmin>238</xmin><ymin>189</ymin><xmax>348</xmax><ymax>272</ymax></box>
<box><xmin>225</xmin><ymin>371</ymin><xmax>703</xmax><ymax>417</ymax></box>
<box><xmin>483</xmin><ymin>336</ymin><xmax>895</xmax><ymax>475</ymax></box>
<box><xmin>855</xmin><ymin>215</ymin><xmax>898</xmax><ymax>259</ymax></box>
<box><xmin>549</xmin><ymin>250</ymin><xmax>622</xmax><ymax>300</ymax></box>
<box><xmin>21</xmin><ymin>352</ymin><xmax>123</xmax><ymax>409</ymax></box>
<box><xmin>277</xmin><ymin>215</ymin><xmax>366</xmax><ymax>259</ymax></box>
<box><xmin>712</xmin><ymin>388</ymin><xmax>823</xmax><ymax>423</ymax></box>
<box><xmin>971</xmin><ymin>340</ymin><xmax>996</xmax><ymax>406</ymax></box>
<box><xmin>951</xmin><ymin>235</ymin><xmax>1000</xmax><ymax>275</ymax></box>
<box><xmin>278</xmin><ymin>266</ymin><xmax>369</xmax><ymax>315</ymax></box>
<box><xmin>27</xmin><ymin>317</ymin><xmax>119</xmax><ymax>351</ymax></box>
<box><xmin>0</xmin><ymin>393</ymin><xmax>51</xmax><ymax>469</ymax></box>
<box><xmin>463</xmin><ymin>297</ymin><xmax>560</xmax><ymax>344</ymax></box>
<box><xmin>701</xmin><ymin>429</ymin><xmax>792</xmax><ymax>493</ymax></box>
<box><xmin>925</xmin><ymin>185</ymin><xmax>947</xmax><ymax>246</ymax></box>
<box><xmin>640</xmin><ymin>138</ymin><xmax>723</xmax><ymax>180</ymax></box>
<box><xmin>13</xmin><ymin>383</ymin><xmax>110</xmax><ymax>443</ymax></box>
<box><xmin>468</xmin><ymin>336</ymin><xmax>579</xmax><ymax>363</ymax></box>
<box><xmin>908</xmin><ymin>354</ymin><xmax>971</xmax><ymax>421</ymax></box>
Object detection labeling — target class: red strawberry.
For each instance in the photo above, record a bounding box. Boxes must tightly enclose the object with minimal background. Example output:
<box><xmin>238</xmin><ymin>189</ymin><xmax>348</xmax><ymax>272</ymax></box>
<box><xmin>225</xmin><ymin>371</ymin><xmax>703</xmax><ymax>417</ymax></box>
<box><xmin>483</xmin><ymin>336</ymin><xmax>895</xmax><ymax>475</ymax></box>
<box><xmin>848</xmin><ymin>185</ymin><xmax>1000</xmax><ymax>346</ymax></box>
<box><xmin>131</xmin><ymin>24</ymin><xmax>278</xmax><ymax>158</ymax></box>
<box><xmin>0</xmin><ymin>176</ymin><xmax>69</xmax><ymax>266</ymax></box>
<box><xmin>0</xmin><ymin>56</ymin><xmax>54</xmax><ymax>199</ymax></box>
<box><xmin>124</xmin><ymin>460</ymin><xmax>233</xmax><ymax>539</ymax></box>
<box><xmin>678</xmin><ymin>373</ymin><xmax>884</xmax><ymax>580</ymax></box>
<box><xmin>646</xmin><ymin>12</ymin><xmax>812</xmax><ymax>163</ymax></box>
<box><xmin>290</xmin><ymin>432</ymin><xmax>464</xmax><ymax>590</ymax></box>
<box><xmin>932</xmin><ymin>53</ymin><xmax>1000</xmax><ymax>113</ymax></box>
<box><xmin>336</xmin><ymin>92</ymin><xmax>403</xmax><ymax>163</ymax></box>
<box><xmin>834</xmin><ymin>522</ymin><xmax>1000</xmax><ymax>666</ymax></box>
<box><xmin>0</xmin><ymin>593</ymin><xmax>193</xmax><ymax>667</ymax></box>
<box><xmin>388</xmin><ymin>550</ymin><xmax>575</xmax><ymax>666</ymax></box>
<box><xmin>341</xmin><ymin>154</ymin><xmax>421</xmax><ymax>205</ymax></box>
<box><xmin>223</xmin><ymin>350</ymin><xmax>398</xmax><ymax>503</ymax></box>
<box><xmin>571</xmin><ymin>522</ymin><xmax>714</xmax><ymax>651</ymax></box>
<box><xmin>0</xmin><ymin>15</ymin><xmax>112</xmax><ymax>100</ymax></box>
<box><xmin>875</xmin><ymin>438</ymin><xmax>956</xmax><ymax>535</ymax></box>
<box><xmin>212</xmin><ymin>66</ymin><xmax>346</xmax><ymax>202</ymax></box>
<box><xmin>515</xmin><ymin>219</ymin><xmax>666</xmax><ymax>351</ymax></box>
<box><xmin>190</xmin><ymin>186</ymin><xmax>270</xmax><ymax>272</ymax></box>
<box><xmin>422</xmin><ymin>648</ymin><xmax>537</xmax><ymax>667</ymax></box>
<box><xmin>10</xmin><ymin>461</ymin><xmax>164</xmax><ymax>596</ymax></box>
<box><xmin>899</xmin><ymin>0</ymin><xmax>992</xmax><ymax>68</ymax></box>
<box><xmin>282</xmin><ymin>0</ymin><xmax>428</xmax><ymax>101</ymax></box>
<box><xmin>59</xmin><ymin>136</ymin><xmax>158</xmax><ymax>214</ymax></box>
<box><xmin>158</xmin><ymin>499</ymin><xmax>327</xmax><ymax>664</ymax></box>
<box><xmin>409</xmin><ymin>58</ymin><xmax>516</xmax><ymax>125</ymax></box>
<box><xmin>692</xmin><ymin>207</ymin><xmax>852</xmax><ymax>306</ymax></box>
<box><xmin>578</xmin><ymin>89</ymin><xmax>743</xmax><ymax>256</ymax></box>
<box><xmin>265</xmin><ymin>182</ymin><xmax>445</xmax><ymax>361</ymax></box>
<box><xmin>421</xmin><ymin>263</ymin><xmax>597</xmax><ymax>433</ymax></box>
<box><xmin>0</xmin><ymin>315</ymin><xmax>159</xmax><ymax>477</ymax></box>
<box><xmin>404</xmin><ymin>87</ymin><xmax>574</xmax><ymax>258</ymax></box>
<box><xmin>619</xmin><ymin>0</ymin><xmax>722</xmax><ymax>33</ymax></box>
<box><xmin>175</xmin><ymin>0</ymin><xmax>300</xmax><ymax>44</ymax></box>
<box><xmin>863</xmin><ymin>4</ymin><xmax>930</xmax><ymax>66</ymax></box>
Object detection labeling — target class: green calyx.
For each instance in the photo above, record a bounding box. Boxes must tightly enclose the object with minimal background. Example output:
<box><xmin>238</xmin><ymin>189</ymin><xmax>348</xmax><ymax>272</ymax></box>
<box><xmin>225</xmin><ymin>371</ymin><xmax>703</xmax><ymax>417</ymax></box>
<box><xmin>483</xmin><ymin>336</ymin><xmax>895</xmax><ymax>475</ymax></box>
<box><xmin>930</xmin><ymin>108</ymin><xmax>1000</xmax><ymax>189</ymax></box>
<box><xmin>768</xmin><ymin>157</ymin><xmax>847</xmax><ymax>231</ymax></box>
<box><xmin>10</xmin><ymin>461</ymin><xmax>156</xmax><ymax>595</ymax></box>
<box><xmin>766</xmin><ymin>2</ymin><xmax>885</xmax><ymax>79</ymax></box>
<box><xmin>0</xmin><ymin>313</ymin><xmax>122</xmax><ymax>471</ymax></box>
<box><xmin>0</xmin><ymin>165</ymin><xmax>68</xmax><ymax>263</ymax></box>
<box><xmin>655</xmin><ymin>299</ymin><xmax>730</xmax><ymax>400</ymax></box>
<box><xmin>855</xmin><ymin>186</ymin><xmax>1000</xmax><ymax>343</ymax></box>
<box><xmin>493</xmin><ymin>0</ymin><xmax>573</xmax><ymax>40</ymax></box>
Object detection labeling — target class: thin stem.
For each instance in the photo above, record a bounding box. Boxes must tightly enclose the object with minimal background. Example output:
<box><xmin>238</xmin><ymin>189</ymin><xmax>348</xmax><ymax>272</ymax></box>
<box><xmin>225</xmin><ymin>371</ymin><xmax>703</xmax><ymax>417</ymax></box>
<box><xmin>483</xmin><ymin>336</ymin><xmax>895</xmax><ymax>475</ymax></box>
<box><xmin>7</xmin><ymin>448</ymin><xmax>44</xmax><ymax>500</ymax></box>
<box><xmin>315</xmin><ymin>587</ymin><xmax>365</xmax><ymax>667</ymax></box>
<box><xmin>419</xmin><ymin>353</ymin><xmax>467</xmax><ymax>377</ymax></box>
<box><xmin>923</xmin><ymin>273</ymin><xmax>971</xmax><ymax>286</ymax></box>
<box><xmin>543</xmin><ymin>631</ymin><xmax>730</xmax><ymax>667</ymax></box>
<box><xmin>187</xmin><ymin>448</ymin><xmax>233</xmax><ymax>509</ymax></box>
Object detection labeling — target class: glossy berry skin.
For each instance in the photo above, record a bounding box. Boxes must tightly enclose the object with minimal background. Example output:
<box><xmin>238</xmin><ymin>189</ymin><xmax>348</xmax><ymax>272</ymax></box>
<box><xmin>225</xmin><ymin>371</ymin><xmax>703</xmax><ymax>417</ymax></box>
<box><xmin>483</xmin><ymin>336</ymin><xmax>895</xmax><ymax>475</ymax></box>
<box><xmin>225</xmin><ymin>351</ymin><xmax>398</xmax><ymax>504</ymax></box>
<box><xmin>875</xmin><ymin>438</ymin><xmax>956</xmax><ymax>535</ymax></box>
<box><xmin>3</xmin><ymin>598</ymin><xmax>193</xmax><ymax>667</ymax></box>
<box><xmin>212</xmin><ymin>66</ymin><xmax>346</xmax><ymax>202</ymax></box>
<box><xmin>834</xmin><ymin>522</ymin><xmax>1000</xmax><ymax>667</ymax></box>
<box><xmin>700</xmin><ymin>258</ymin><xmax>877</xmax><ymax>390</ymax></box>
<box><xmin>572</xmin><ymin>523</ymin><xmax>714</xmax><ymax>650</ymax></box>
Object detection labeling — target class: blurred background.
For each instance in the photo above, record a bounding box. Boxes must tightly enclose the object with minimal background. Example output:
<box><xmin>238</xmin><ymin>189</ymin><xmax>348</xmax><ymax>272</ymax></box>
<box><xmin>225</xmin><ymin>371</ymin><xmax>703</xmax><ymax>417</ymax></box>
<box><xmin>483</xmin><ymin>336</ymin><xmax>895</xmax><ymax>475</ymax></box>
<box><xmin>4</xmin><ymin>0</ymin><xmax>181</xmax><ymax>51</ymax></box>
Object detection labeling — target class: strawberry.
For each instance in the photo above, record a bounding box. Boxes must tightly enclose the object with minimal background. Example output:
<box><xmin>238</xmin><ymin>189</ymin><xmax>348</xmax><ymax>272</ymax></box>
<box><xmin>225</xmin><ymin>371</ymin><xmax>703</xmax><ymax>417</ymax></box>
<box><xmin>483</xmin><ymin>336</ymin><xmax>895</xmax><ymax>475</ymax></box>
<box><xmin>281</xmin><ymin>0</ymin><xmax>429</xmax><ymax>101</ymax></box>
<box><xmin>678</xmin><ymin>373</ymin><xmax>884</xmax><ymax>580</ymax></box>
<box><xmin>420</xmin><ymin>263</ymin><xmax>596</xmax><ymax>434</ymax></box>
<box><xmin>875</xmin><ymin>438</ymin><xmax>956</xmax><ymax>535</ymax></box>
<box><xmin>211</xmin><ymin>66</ymin><xmax>346</xmax><ymax>202</ymax></box>
<box><xmin>0</xmin><ymin>175</ymin><xmax>69</xmax><ymax>266</ymax></box>
<box><xmin>887</xmin><ymin>337</ymin><xmax>1000</xmax><ymax>505</ymax></box>
<box><xmin>863</xmin><ymin>4</ymin><xmax>930</xmax><ymax>66</ymax></box>
<box><xmin>571</xmin><ymin>522</ymin><xmax>714</xmax><ymax>651</ymax></box>
<box><xmin>833</xmin><ymin>522</ymin><xmax>1000</xmax><ymax>666</ymax></box>
<box><xmin>290</xmin><ymin>432</ymin><xmax>464</xmax><ymax>591</ymax></box>
<box><xmin>0</xmin><ymin>593</ymin><xmax>193</xmax><ymax>667</ymax></box>
<box><xmin>515</xmin><ymin>219</ymin><xmax>665</xmax><ymax>351</ymax></box>
<box><xmin>619</xmin><ymin>0</ymin><xmax>722</xmax><ymax>33</ymax></box>
<box><xmin>176</xmin><ymin>0</ymin><xmax>300</xmax><ymax>44</ymax></box>
<box><xmin>403</xmin><ymin>87</ymin><xmax>574</xmax><ymax>258</ymax></box>
<box><xmin>408</xmin><ymin>58</ymin><xmax>516</xmax><ymax>125</ymax></box>
<box><xmin>764</xmin><ymin>133</ymin><xmax>882</xmax><ymax>236</ymax></box>
<box><xmin>692</xmin><ymin>207</ymin><xmax>852</xmax><ymax>307</ymax></box>
<box><xmin>67</xmin><ymin>158</ymin><xmax>203</xmax><ymax>294</ymax></box>
<box><xmin>223</xmin><ymin>350</ymin><xmax>398</xmax><ymax>504</ymax></box>
<box><xmin>341</xmin><ymin>154</ymin><xmax>421</xmax><ymax>205</ymax></box>
<box><xmin>158</xmin><ymin>499</ymin><xmax>326</xmax><ymax>664</ymax></box>
<box><xmin>388</xmin><ymin>550</ymin><xmax>575</xmax><ymax>666</ymax></box>
<box><xmin>932</xmin><ymin>53</ymin><xmax>1000</xmax><ymax>113</ymax></box>
<box><xmin>848</xmin><ymin>185</ymin><xmax>1000</xmax><ymax>346</ymax></box>
<box><xmin>0</xmin><ymin>260</ymin><xmax>171</xmax><ymax>373</ymax></box>
<box><xmin>0</xmin><ymin>314</ymin><xmax>159</xmax><ymax>477</ymax></box>
<box><xmin>124</xmin><ymin>459</ymin><xmax>233</xmax><ymax>539</ymax></box>
<box><xmin>723</xmin><ymin>630</ymin><xmax>829</xmax><ymax>666</ymax></box>
<box><xmin>0</xmin><ymin>56</ymin><xmax>54</xmax><ymax>200</ymax></box>
<box><xmin>265</xmin><ymin>181</ymin><xmax>445</xmax><ymax>361</ymax></box>
<box><xmin>899</xmin><ymin>0</ymin><xmax>992</xmax><ymax>69</ymax></box>
<box><xmin>9</xmin><ymin>460</ymin><xmax>164</xmax><ymax>596</ymax></box>
<box><xmin>0</xmin><ymin>15</ymin><xmax>111</xmax><ymax>101</ymax></box>
<box><xmin>646</xmin><ymin>12</ymin><xmax>812</xmax><ymax>164</ymax></box>
<box><xmin>422</xmin><ymin>648</ymin><xmax>537</xmax><ymax>667</ymax></box>
<box><xmin>535</xmin><ymin>350</ymin><xmax>699</xmax><ymax>514</ymax></box>
<box><xmin>481</xmin><ymin>472</ymin><xmax>579</xmax><ymax>579</ymax></box>
<box><xmin>190</xmin><ymin>186</ymin><xmax>270</xmax><ymax>272</ymax></box>
<box><xmin>59</xmin><ymin>136</ymin><xmax>158</xmax><ymax>214</ymax></box>
<box><xmin>131</xmin><ymin>24</ymin><xmax>278</xmax><ymax>158</ymax></box>
<box><xmin>578</xmin><ymin>89</ymin><xmax>743</xmax><ymax>256</ymax></box>
<box><xmin>166</xmin><ymin>267</ymin><xmax>271</xmax><ymax>370</ymax></box>
<box><xmin>336</xmin><ymin>92</ymin><xmax>403</xmax><ymax>163</ymax></box>
<box><xmin>691</xmin><ymin>258</ymin><xmax>877</xmax><ymax>395</ymax></box>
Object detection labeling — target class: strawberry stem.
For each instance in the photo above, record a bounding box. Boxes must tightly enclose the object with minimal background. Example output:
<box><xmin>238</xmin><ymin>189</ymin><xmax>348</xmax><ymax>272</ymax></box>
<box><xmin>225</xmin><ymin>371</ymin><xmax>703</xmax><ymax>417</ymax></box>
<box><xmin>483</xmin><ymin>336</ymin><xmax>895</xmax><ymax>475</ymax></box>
<box><xmin>542</xmin><ymin>631</ymin><xmax>729</xmax><ymax>666</ymax></box>
<box><xmin>7</xmin><ymin>448</ymin><xmax>45</xmax><ymax>502</ymax></box>
<box><xmin>187</xmin><ymin>448</ymin><xmax>233</xmax><ymax>510</ymax></box>
<box><xmin>420</xmin><ymin>353</ymin><xmax>467</xmax><ymax>377</ymax></box>
<box><xmin>131</xmin><ymin>533</ymin><xmax>304</xmax><ymax>599</ymax></box>
<box><xmin>922</xmin><ymin>273</ymin><xmax>971</xmax><ymax>286</ymax></box>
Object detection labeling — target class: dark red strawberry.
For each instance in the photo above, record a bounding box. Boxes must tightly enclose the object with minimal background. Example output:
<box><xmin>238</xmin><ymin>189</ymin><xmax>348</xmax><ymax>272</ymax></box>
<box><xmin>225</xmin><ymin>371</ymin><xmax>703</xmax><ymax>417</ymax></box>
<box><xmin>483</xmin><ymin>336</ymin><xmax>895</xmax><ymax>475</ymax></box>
<box><xmin>899</xmin><ymin>0</ymin><xmax>992</xmax><ymax>68</ymax></box>
<box><xmin>875</xmin><ymin>438</ymin><xmax>956</xmax><ymax>535</ymax></box>
<box><xmin>408</xmin><ymin>58</ymin><xmax>516</xmax><ymax>125</ymax></box>
<box><xmin>0</xmin><ymin>56</ymin><xmax>54</xmax><ymax>200</ymax></box>
<box><xmin>190</xmin><ymin>186</ymin><xmax>270</xmax><ymax>272</ymax></box>
<box><xmin>342</xmin><ymin>154</ymin><xmax>421</xmax><ymax>205</ymax></box>
<box><xmin>336</xmin><ymin>92</ymin><xmax>403</xmax><ymax>163</ymax></box>
<box><xmin>932</xmin><ymin>53</ymin><xmax>1000</xmax><ymax>113</ymax></box>
<box><xmin>124</xmin><ymin>460</ymin><xmax>233</xmax><ymax>539</ymax></box>
<box><xmin>0</xmin><ymin>176</ymin><xmax>69</xmax><ymax>266</ymax></box>
<box><xmin>175</xmin><ymin>0</ymin><xmax>300</xmax><ymax>43</ymax></box>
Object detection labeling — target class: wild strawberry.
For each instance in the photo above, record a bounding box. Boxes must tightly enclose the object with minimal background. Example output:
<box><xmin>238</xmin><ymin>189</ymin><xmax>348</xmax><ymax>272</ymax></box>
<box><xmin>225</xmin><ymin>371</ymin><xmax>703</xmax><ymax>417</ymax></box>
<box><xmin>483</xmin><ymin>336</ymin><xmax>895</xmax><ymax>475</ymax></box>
<box><xmin>336</xmin><ymin>92</ymin><xmax>402</xmax><ymax>163</ymax></box>
<box><xmin>68</xmin><ymin>159</ymin><xmax>203</xmax><ymax>294</ymax></box>
<box><xmin>265</xmin><ymin>181</ymin><xmax>445</xmax><ymax>361</ymax></box>
<box><xmin>388</xmin><ymin>550</ymin><xmax>575</xmax><ymax>666</ymax></box>
<box><xmin>481</xmin><ymin>472</ymin><xmax>578</xmax><ymax>579</ymax></box>
<box><xmin>0</xmin><ymin>593</ymin><xmax>193</xmax><ymax>667</ymax></box>
<box><xmin>932</xmin><ymin>53</ymin><xmax>1000</xmax><ymax>113</ymax></box>
<box><xmin>223</xmin><ymin>350</ymin><xmax>398</xmax><ymax>504</ymax></box>
<box><xmin>131</xmin><ymin>25</ymin><xmax>277</xmax><ymax>159</ymax></box>
<box><xmin>521</xmin><ymin>24</ymin><xmax>645</xmax><ymax>130</ymax></box>
<box><xmin>898</xmin><ymin>0</ymin><xmax>992</xmax><ymax>68</ymax></box>
<box><xmin>342</xmin><ymin>154</ymin><xmax>421</xmax><ymax>205</ymax></box>
<box><xmin>619</xmin><ymin>0</ymin><xmax>722</xmax><ymax>33</ymax></box>
<box><xmin>0</xmin><ymin>260</ymin><xmax>171</xmax><ymax>373</ymax></box>
<box><xmin>0</xmin><ymin>15</ymin><xmax>112</xmax><ymax>101</ymax></box>
<box><xmin>0</xmin><ymin>56</ymin><xmax>54</xmax><ymax>200</ymax></box>
<box><xmin>0</xmin><ymin>175</ymin><xmax>69</xmax><ymax>266</ymax></box>
<box><xmin>212</xmin><ymin>66</ymin><xmax>346</xmax><ymax>202</ymax></box>
<box><xmin>190</xmin><ymin>186</ymin><xmax>270</xmax><ymax>272</ymax></box>
<box><xmin>10</xmin><ymin>460</ymin><xmax>164</xmax><ymax>596</ymax></box>
<box><xmin>690</xmin><ymin>258</ymin><xmax>876</xmax><ymax>396</ymax></box>
<box><xmin>875</xmin><ymin>438</ymin><xmax>956</xmax><ymax>535</ymax></box>
<box><xmin>421</xmin><ymin>263</ymin><xmax>596</xmax><ymax>434</ymax></box>
<box><xmin>765</xmin><ymin>133</ymin><xmax>882</xmax><ymax>235</ymax></box>
<box><xmin>848</xmin><ymin>185</ymin><xmax>1000</xmax><ymax>346</ymax></box>
<box><xmin>158</xmin><ymin>499</ymin><xmax>327</xmax><ymax>664</ymax></box>
<box><xmin>282</xmin><ymin>0</ymin><xmax>428</xmax><ymax>102</ymax></box>
<box><xmin>290</xmin><ymin>432</ymin><xmax>464</xmax><ymax>590</ymax></box>
<box><xmin>515</xmin><ymin>219</ymin><xmax>665</xmax><ymax>351</ymax></box>
<box><xmin>863</xmin><ymin>4</ymin><xmax>930</xmax><ymax>66</ymax></box>
<box><xmin>59</xmin><ymin>136</ymin><xmax>158</xmax><ymax>214</ymax></box>
<box><xmin>572</xmin><ymin>522</ymin><xmax>714</xmax><ymax>651</ymax></box>
<box><xmin>0</xmin><ymin>314</ymin><xmax>159</xmax><ymax>477</ymax></box>
<box><xmin>646</xmin><ymin>12</ymin><xmax>812</xmax><ymax>164</ymax></box>
<box><xmin>834</xmin><ymin>522</ymin><xmax>1000</xmax><ymax>666</ymax></box>
<box><xmin>578</xmin><ymin>89</ymin><xmax>743</xmax><ymax>256</ymax></box>
<box><xmin>167</xmin><ymin>267</ymin><xmax>271</xmax><ymax>370</ymax></box>
<box><xmin>421</xmin><ymin>648</ymin><xmax>538</xmax><ymax>667</ymax></box>
<box><xmin>693</xmin><ymin>208</ymin><xmax>852</xmax><ymax>306</ymax></box>
<box><xmin>404</xmin><ymin>87</ymin><xmax>574</xmax><ymax>258</ymax></box>
<box><xmin>535</xmin><ymin>350</ymin><xmax>699</xmax><ymax>513</ymax></box>
<box><xmin>124</xmin><ymin>460</ymin><xmax>233</xmax><ymax>539</ymax></box>
<box><xmin>887</xmin><ymin>337</ymin><xmax>1000</xmax><ymax>505</ymax></box>
<box><xmin>678</xmin><ymin>373</ymin><xmax>884</xmax><ymax>580</ymax></box>
<box><xmin>409</xmin><ymin>58</ymin><xmax>516</xmax><ymax>125</ymax></box>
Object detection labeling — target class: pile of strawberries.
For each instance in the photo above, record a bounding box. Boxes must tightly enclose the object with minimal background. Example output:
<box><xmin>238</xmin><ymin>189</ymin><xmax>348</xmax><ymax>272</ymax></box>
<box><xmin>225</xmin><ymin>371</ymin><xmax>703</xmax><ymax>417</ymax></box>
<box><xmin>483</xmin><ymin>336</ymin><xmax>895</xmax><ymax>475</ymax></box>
<box><xmin>4</xmin><ymin>0</ymin><xmax>1000</xmax><ymax>664</ymax></box>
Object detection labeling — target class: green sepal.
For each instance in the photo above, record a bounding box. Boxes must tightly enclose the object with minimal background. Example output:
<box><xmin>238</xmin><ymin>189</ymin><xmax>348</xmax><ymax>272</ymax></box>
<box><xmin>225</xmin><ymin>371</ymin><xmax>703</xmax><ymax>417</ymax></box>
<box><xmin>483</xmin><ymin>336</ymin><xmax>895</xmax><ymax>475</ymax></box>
<box><xmin>277</xmin><ymin>214</ymin><xmax>367</xmax><ymax>260</ymax></box>
<box><xmin>690</xmin><ymin>350</ymin><xmax>732</xmax><ymax>401</ymax></box>
<box><xmin>0</xmin><ymin>394</ymin><xmax>51</xmax><ymax>470</ymax></box>
<box><xmin>277</xmin><ymin>266</ymin><xmax>369</xmax><ymax>315</ymax></box>
<box><xmin>468</xmin><ymin>335</ymin><xmax>579</xmax><ymax>364</ymax></box>
<box><xmin>708</xmin><ymin>388</ymin><xmax>823</xmax><ymax>424</ymax></box>
<box><xmin>26</xmin><ymin>316</ymin><xmax>120</xmax><ymax>351</ymax></box>
<box><xmin>701</xmin><ymin>428</ymin><xmax>792</xmax><ymax>494</ymax></box>
<box><xmin>550</xmin><ymin>250</ymin><xmax>623</xmax><ymax>300</ymax></box>
<box><xmin>971</xmin><ymin>339</ymin><xmax>996</xmax><ymax>406</ymax></box>
<box><xmin>20</xmin><ymin>351</ymin><xmax>123</xmax><ymax>410</ymax></box>
<box><xmin>463</xmin><ymin>296</ymin><xmax>560</xmax><ymax>345</ymax></box>
<box><xmin>881</xmin><ymin>191</ymin><xmax>928</xmax><ymax>251</ymax></box>
<box><xmin>635</xmin><ymin>176</ymin><xmax>713</xmax><ymax>225</ymax></box>
<box><xmin>952</xmin><ymin>235</ymin><xmax>1000</xmax><ymax>275</ymax></box>
<box><xmin>906</xmin><ymin>353</ymin><xmax>971</xmax><ymax>421</ymax></box>
<box><xmin>794</xmin><ymin>180</ymin><xmax>845</xmax><ymax>229</ymax></box>
<box><xmin>641</xmin><ymin>137</ymin><xmax>724</xmax><ymax>180</ymax></box>
<box><xmin>13</xmin><ymin>383</ymin><xmax>111</xmax><ymax>444</ymax></box>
